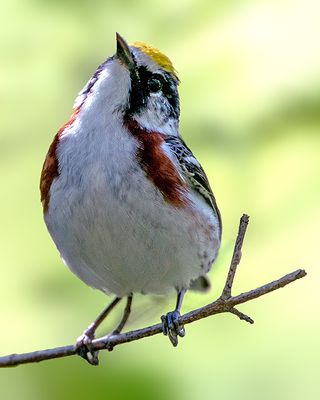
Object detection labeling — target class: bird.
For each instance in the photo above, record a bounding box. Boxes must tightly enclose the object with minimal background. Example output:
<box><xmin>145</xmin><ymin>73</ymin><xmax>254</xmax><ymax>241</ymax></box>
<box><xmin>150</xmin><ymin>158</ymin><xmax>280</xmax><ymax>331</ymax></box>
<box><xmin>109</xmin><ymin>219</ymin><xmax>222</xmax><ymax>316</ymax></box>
<box><xmin>40</xmin><ymin>33</ymin><xmax>222</xmax><ymax>364</ymax></box>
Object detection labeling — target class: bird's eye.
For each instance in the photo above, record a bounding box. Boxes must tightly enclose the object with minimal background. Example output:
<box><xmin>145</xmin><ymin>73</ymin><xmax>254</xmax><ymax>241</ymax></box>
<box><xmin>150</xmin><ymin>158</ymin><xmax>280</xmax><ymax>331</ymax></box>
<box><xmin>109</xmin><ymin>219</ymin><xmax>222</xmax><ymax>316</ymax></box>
<box><xmin>148</xmin><ymin>77</ymin><xmax>162</xmax><ymax>93</ymax></box>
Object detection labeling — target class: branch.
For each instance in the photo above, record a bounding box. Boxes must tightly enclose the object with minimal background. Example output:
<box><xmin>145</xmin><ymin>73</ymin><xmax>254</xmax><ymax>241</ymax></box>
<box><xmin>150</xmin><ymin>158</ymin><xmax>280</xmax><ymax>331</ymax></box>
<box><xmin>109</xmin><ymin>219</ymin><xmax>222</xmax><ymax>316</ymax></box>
<box><xmin>0</xmin><ymin>214</ymin><xmax>307</xmax><ymax>368</ymax></box>
<box><xmin>222</xmin><ymin>213</ymin><xmax>249</xmax><ymax>298</ymax></box>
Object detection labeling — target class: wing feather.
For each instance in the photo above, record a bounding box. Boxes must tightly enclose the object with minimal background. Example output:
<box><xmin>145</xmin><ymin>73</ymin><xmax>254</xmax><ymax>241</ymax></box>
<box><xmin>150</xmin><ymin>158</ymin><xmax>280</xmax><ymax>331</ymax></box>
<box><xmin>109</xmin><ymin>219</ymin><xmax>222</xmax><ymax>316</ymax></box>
<box><xmin>164</xmin><ymin>136</ymin><xmax>222</xmax><ymax>237</ymax></box>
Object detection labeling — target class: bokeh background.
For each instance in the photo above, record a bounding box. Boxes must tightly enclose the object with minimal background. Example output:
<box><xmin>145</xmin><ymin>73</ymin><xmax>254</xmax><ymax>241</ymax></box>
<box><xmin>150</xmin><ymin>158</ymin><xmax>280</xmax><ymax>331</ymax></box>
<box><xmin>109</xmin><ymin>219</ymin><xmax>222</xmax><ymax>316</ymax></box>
<box><xmin>1</xmin><ymin>0</ymin><xmax>319</xmax><ymax>399</ymax></box>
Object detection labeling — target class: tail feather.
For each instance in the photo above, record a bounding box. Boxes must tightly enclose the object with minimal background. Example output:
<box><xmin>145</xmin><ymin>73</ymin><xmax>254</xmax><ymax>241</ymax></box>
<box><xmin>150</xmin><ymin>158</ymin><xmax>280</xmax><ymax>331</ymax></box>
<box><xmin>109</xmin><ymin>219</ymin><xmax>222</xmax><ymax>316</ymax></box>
<box><xmin>189</xmin><ymin>275</ymin><xmax>211</xmax><ymax>292</ymax></box>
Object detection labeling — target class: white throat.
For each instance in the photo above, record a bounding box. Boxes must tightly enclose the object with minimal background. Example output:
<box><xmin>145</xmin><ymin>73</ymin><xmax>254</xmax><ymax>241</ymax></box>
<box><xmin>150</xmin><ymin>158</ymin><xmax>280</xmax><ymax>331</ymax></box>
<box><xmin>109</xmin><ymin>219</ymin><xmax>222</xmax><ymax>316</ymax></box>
<box><xmin>74</xmin><ymin>59</ymin><xmax>131</xmax><ymax>131</ymax></box>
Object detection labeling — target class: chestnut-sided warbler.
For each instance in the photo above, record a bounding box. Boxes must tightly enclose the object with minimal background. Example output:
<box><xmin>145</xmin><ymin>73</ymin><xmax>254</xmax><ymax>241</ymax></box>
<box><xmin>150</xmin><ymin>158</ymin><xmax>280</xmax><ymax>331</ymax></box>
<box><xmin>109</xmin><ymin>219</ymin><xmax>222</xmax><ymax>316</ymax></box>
<box><xmin>40</xmin><ymin>33</ymin><xmax>221</xmax><ymax>364</ymax></box>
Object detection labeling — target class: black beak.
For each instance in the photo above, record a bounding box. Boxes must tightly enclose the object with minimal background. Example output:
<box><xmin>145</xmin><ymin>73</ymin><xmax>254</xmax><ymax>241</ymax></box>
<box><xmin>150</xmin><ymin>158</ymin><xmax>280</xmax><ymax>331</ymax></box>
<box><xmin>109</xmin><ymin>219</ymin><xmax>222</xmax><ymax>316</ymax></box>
<box><xmin>116</xmin><ymin>33</ymin><xmax>134</xmax><ymax>70</ymax></box>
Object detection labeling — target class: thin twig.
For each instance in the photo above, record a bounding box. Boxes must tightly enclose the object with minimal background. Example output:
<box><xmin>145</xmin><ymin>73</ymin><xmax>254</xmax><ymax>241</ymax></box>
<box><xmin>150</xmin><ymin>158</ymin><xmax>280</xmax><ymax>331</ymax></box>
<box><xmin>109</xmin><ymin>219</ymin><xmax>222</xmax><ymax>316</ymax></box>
<box><xmin>229</xmin><ymin>308</ymin><xmax>254</xmax><ymax>324</ymax></box>
<box><xmin>0</xmin><ymin>214</ymin><xmax>307</xmax><ymax>368</ymax></box>
<box><xmin>222</xmin><ymin>214</ymin><xmax>249</xmax><ymax>299</ymax></box>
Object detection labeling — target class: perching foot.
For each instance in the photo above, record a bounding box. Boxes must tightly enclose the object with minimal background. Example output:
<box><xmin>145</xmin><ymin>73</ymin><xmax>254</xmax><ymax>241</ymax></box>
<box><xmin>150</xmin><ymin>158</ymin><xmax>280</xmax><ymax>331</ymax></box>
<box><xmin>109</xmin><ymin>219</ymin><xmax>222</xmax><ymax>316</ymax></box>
<box><xmin>161</xmin><ymin>310</ymin><xmax>185</xmax><ymax>347</ymax></box>
<box><xmin>76</xmin><ymin>332</ymin><xmax>99</xmax><ymax>366</ymax></box>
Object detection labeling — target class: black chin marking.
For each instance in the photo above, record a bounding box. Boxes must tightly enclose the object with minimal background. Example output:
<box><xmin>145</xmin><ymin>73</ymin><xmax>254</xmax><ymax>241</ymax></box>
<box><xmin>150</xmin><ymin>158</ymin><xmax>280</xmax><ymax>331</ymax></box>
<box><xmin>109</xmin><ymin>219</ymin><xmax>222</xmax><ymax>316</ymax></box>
<box><xmin>125</xmin><ymin>66</ymin><xmax>180</xmax><ymax>120</ymax></box>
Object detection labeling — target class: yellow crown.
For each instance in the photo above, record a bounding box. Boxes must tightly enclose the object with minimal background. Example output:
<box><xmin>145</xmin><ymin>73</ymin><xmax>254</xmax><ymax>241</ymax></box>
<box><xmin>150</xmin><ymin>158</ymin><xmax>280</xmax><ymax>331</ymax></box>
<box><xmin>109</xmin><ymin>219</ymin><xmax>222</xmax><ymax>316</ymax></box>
<box><xmin>130</xmin><ymin>42</ymin><xmax>178</xmax><ymax>79</ymax></box>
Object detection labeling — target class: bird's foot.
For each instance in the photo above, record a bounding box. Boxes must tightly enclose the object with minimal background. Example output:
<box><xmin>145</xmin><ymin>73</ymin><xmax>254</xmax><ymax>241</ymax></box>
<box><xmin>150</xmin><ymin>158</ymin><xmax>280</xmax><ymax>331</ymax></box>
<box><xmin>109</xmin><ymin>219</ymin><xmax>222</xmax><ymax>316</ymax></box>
<box><xmin>75</xmin><ymin>331</ymin><xmax>99</xmax><ymax>366</ymax></box>
<box><xmin>161</xmin><ymin>310</ymin><xmax>185</xmax><ymax>347</ymax></box>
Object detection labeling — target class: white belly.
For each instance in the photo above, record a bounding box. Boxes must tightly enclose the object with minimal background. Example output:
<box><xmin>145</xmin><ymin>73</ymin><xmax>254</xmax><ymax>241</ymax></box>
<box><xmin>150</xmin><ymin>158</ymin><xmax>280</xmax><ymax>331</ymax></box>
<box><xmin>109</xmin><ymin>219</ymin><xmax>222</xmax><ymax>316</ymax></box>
<box><xmin>45</xmin><ymin>126</ymin><xmax>220</xmax><ymax>297</ymax></box>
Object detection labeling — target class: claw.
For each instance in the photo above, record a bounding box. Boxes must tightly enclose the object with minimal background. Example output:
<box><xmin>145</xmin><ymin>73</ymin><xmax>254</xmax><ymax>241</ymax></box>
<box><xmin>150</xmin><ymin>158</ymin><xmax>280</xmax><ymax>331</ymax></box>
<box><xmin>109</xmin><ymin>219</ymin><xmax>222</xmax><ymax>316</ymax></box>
<box><xmin>161</xmin><ymin>310</ymin><xmax>185</xmax><ymax>347</ymax></box>
<box><xmin>76</xmin><ymin>332</ymin><xmax>99</xmax><ymax>366</ymax></box>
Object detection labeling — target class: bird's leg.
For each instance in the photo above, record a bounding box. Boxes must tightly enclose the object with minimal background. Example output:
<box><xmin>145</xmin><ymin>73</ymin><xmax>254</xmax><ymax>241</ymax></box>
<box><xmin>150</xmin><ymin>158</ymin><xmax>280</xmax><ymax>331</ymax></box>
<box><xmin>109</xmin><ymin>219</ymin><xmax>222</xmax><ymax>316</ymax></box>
<box><xmin>161</xmin><ymin>289</ymin><xmax>186</xmax><ymax>347</ymax></box>
<box><xmin>104</xmin><ymin>295</ymin><xmax>133</xmax><ymax>352</ymax></box>
<box><xmin>76</xmin><ymin>296</ymin><xmax>121</xmax><ymax>365</ymax></box>
<box><xmin>112</xmin><ymin>294</ymin><xmax>133</xmax><ymax>335</ymax></box>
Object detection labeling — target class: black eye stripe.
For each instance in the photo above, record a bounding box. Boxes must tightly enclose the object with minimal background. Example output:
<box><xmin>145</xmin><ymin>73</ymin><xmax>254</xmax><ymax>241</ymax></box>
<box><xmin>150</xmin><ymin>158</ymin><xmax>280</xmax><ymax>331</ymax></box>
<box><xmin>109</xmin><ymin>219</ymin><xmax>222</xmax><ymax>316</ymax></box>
<box><xmin>125</xmin><ymin>66</ymin><xmax>179</xmax><ymax>118</ymax></box>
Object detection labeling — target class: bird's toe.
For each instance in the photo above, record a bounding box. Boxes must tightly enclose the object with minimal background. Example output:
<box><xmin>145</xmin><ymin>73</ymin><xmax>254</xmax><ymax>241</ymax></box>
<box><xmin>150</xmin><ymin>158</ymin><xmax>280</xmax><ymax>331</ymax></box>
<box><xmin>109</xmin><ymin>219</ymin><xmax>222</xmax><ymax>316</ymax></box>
<box><xmin>161</xmin><ymin>310</ymin><xmax>185</xmax><ymax>347</ymax></box>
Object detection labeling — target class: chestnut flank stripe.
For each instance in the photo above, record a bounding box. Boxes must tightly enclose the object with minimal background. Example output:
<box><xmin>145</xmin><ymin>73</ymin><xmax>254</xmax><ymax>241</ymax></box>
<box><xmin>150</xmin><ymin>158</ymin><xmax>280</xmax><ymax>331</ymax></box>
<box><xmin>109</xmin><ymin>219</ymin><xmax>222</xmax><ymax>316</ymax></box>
<box><xmin>125</xmin><ymin>119</ymin><xmax>187</xmax><ymax>207</ymax></box>
<box><xmin>40</xmin><ymin>107</ymin><xmax>80</xmax><ymax>212</ymax></box>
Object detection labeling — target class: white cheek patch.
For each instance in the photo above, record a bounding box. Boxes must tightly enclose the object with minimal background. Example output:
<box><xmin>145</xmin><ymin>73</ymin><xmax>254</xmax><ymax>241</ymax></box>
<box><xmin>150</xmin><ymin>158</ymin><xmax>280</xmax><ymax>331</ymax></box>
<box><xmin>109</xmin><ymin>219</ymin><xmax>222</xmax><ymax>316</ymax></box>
<box><xmin>134</xmin><ymin>95</ymin><xmax>179</xmax><ymax>136</ymax></box>
<box><xmin>149</xmin><ymin>91</ymin><xmax>163</xmax><ymax>98</ymax></box>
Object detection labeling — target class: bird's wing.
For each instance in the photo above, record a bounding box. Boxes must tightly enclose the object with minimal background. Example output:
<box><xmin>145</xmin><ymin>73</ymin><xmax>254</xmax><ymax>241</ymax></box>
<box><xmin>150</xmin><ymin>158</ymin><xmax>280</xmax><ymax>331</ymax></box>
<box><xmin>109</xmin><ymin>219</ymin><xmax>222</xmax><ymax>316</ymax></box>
<box><xmin>164</xmin><ymin>135</ymin><xmax>222</xmax><ymax>235</ymax></box>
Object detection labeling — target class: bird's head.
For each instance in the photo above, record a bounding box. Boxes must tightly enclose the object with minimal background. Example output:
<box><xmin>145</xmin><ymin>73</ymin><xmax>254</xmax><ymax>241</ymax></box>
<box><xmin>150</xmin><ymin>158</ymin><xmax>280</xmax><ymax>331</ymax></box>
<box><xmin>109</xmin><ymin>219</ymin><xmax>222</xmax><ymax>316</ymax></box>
<box><xmin>75</xmin><ymin>33</ymin><xmax>180</xmax><ymax>136</ymax></box>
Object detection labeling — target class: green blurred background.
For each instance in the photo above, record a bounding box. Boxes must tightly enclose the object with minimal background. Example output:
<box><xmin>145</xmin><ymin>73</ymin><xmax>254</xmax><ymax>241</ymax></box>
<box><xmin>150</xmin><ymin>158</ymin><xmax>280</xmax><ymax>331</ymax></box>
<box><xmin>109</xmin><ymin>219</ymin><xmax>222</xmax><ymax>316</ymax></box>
<box><xmin>1</xmin><ymin>0</ymin><xmax>319</xmax><ymax>399</ymax></box>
